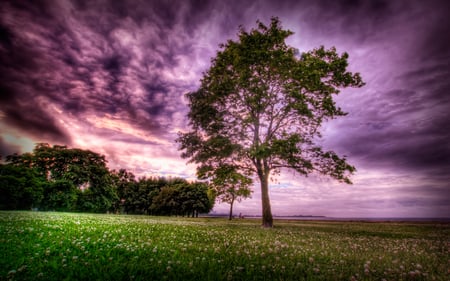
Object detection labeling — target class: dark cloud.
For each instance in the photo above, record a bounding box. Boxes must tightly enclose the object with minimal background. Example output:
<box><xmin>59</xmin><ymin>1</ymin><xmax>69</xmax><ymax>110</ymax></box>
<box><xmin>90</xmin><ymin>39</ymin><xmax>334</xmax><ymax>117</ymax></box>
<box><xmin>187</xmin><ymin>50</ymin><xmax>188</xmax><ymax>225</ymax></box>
<box><xmin>0</xmin><ymin>0</ymin><xmax>198</xmax><ymax>140</ymax></box>
<box><xmin>301</xmin><ymin>0</ymin><xmax>394</xmax><ymax>39</ymax></box>
<box><xmin>0</xmin><ymin>137</ymin><xmax>21</xmax><ymax>159</ymax></box>
<box><xmin>338</xmin><ymin>88</ymin><xmax>450</xmax><ymax>171</ymax></box>
<box><xmin>318</xmin><ymin>0</ymin><xmax>450</xmax><ymax>178</ymax></box>
<box><xmin>0</xmin><ymin>8</ymin><xmax>70</xmax><ymax>143</ymax></box>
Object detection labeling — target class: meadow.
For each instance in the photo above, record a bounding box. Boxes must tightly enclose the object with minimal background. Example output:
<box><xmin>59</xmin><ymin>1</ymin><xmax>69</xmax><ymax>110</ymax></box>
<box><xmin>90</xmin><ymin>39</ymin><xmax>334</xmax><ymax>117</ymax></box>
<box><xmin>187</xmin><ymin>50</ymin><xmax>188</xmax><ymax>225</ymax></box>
<box><xmin>0</xmin><ymin>212</ymin><xmax>448</xmax><ymax>280</ymax></box>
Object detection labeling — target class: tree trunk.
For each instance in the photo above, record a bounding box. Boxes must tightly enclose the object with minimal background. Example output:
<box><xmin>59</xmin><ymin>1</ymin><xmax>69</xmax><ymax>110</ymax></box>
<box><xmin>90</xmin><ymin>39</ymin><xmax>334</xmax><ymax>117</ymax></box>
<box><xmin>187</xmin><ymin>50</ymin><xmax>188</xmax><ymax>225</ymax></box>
<box><xmin>260</xmin><ymin>173</ymin><xmax>273</xmax><ymax>227</ymax></box>
<box><xmin>228</xmin><ymin>197</ymin><xmax>235</xmax><ymax>220</ymax></box>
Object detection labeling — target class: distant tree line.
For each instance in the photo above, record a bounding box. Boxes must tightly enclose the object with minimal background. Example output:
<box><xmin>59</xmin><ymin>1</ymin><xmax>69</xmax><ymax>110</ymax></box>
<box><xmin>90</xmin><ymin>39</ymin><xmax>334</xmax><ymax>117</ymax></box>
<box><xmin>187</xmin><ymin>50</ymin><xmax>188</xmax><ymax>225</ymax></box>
<box><xmin>0</xmin><ymin>143</ymin><xmax>214</xmax><ymax>216</ymax></box>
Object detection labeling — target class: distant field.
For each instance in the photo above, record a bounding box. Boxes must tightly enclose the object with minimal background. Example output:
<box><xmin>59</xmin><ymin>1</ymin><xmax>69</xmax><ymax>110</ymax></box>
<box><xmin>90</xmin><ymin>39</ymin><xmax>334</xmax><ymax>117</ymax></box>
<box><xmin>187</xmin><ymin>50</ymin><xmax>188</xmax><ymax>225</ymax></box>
<box><xmin>1</xmin><ymin>212</ymin><xmax>448</xmax><ymax>280</ymax></box>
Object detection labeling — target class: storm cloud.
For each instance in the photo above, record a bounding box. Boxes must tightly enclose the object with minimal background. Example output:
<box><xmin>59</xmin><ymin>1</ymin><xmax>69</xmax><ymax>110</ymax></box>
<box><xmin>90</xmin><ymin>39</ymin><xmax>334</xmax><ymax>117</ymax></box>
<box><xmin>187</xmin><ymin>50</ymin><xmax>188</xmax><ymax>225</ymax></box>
<box><xmin>1</xmin><ymin>0</ymin><xmax>449</xmax><ymax>217</ymax></box>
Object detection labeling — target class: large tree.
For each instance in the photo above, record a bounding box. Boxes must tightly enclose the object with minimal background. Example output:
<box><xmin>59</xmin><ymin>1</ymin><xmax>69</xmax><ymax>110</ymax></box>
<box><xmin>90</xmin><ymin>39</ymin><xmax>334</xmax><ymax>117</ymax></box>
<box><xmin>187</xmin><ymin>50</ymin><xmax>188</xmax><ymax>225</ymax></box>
<box><xmin>177</xmin><ymin>18</ymin><xmax>364</xmax><ymax>227</ymax></box>
<box><xmin>6</xmin><ymin>143</ymin><xmax>118</xmax><ymax>213</ymax></box>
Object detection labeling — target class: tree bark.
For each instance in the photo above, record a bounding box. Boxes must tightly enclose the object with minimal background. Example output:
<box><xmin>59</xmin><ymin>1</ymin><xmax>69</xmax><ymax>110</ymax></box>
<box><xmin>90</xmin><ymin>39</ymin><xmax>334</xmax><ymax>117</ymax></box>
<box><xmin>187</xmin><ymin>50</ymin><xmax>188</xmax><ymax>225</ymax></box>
<box><xmin>260</xmin><ymin>173</ymin><xmax>273</xmax><ymax>227</ymax></box>
<box><xmin>228</xmin><ymin>195</ymin><xmax>235</xmax><ymax>220</ymax></box>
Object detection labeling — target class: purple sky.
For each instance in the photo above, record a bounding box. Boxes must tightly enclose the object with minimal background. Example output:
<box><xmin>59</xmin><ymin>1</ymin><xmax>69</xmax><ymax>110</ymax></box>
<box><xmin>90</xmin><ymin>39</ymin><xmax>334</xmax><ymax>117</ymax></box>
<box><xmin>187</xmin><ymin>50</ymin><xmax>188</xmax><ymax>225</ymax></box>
<box><xmin>1</xmin><ymin>0</ymin><xmax>449</xmax><ymax>218</ymax></box>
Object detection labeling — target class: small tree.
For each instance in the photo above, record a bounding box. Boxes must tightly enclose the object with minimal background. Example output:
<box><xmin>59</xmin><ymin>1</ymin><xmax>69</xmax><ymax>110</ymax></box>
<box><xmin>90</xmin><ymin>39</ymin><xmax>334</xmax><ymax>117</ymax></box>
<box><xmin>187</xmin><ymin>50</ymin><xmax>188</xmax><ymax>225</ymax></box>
<box><xmin>202</xmin><ymin>164</ymin><xmax>252</xmax><ymax>220</ymax></box>
<box><xmin>178</xmin><ymin>18</ymin><xmax>364</xmax><ymax>227</ymax></box>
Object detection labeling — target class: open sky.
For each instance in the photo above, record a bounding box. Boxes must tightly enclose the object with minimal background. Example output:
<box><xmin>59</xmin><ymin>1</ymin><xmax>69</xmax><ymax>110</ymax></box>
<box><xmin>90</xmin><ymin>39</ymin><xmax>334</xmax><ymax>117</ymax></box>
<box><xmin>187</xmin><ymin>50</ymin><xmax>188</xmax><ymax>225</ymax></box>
<box><xmin>1</xmin><ymin>0</ymin><xmax>449</xmax><ymax>218</ymax></box>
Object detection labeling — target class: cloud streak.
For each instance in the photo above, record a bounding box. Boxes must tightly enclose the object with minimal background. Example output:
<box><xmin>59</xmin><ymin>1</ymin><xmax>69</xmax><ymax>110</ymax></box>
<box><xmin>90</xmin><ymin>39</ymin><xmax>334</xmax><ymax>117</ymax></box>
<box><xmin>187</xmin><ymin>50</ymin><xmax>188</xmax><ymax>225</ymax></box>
<box><xmin>1</xmin><ymin>0</ymin><xmax>449</xmax><ymax>217</ymax></box>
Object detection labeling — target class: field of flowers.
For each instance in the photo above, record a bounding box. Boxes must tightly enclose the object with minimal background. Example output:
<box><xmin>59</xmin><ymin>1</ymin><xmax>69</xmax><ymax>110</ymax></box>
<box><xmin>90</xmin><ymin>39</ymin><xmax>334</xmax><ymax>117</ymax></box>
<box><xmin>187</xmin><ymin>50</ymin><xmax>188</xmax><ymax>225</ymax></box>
<box><xmin>0</xmin><ymin>211</ymin><xmax>448</xmax><ymax>280</ymax></box>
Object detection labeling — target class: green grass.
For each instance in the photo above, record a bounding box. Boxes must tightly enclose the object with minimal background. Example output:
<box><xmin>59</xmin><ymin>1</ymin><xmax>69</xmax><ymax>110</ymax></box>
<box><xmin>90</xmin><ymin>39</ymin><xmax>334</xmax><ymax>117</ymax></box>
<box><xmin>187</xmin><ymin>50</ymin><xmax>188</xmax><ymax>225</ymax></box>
<box><xmin>0</xmin><ymin>212</ymin><xmax>448</xmax><ymax>280</ymax></box>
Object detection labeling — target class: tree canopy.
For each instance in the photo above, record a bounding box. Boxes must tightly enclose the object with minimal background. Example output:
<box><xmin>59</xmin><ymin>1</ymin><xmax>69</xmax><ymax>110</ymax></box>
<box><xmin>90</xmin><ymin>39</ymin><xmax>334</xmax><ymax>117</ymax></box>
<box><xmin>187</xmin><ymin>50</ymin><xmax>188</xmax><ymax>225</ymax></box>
<box><xmin>1</xmin><ymin>143</ymin><xmax>214</xmax><ymax>216</ymax></box>
<box><xmin>178</xmin><ymin>17</ymin><xmax>364</xmax><ymax>227</ymax></box>
<box><xmin>203</xmin><ymin>164</ymin><xmax>252</xmax><ymax>220</ymax></box>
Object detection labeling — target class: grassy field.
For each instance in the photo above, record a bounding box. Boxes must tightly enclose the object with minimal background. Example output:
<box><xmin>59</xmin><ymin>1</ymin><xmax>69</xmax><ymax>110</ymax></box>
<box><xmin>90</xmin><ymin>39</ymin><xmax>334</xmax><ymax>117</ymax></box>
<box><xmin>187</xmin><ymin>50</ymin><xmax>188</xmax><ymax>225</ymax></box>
<box><xmin>0</xmin><ymin>211</ymin><xmax>448</xmax><ymax>280</ymax></box>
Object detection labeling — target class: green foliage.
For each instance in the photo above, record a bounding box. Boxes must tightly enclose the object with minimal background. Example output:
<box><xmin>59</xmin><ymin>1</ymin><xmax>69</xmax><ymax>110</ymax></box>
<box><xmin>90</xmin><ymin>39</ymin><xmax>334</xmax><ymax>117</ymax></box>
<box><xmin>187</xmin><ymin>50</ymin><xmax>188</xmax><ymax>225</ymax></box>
<box><xmin>150</xmin><ymin>180</ymin><xmax>214</xmax><ymax>217</ymax></box>
<box><xmin>4</xmin><ymin>143</ymin><xmax>118</xmax><ymax>212</ymax></box>
<box><xmin>1</xmin><ymin>144</ymin><xmax>214</xmax><ymax>217</ymax></box>
<box><xmin>0</xmin><ymin>164</ymin><xmax>44</xmax><ymax>210</ymax></box>
<box><xmin>41</xmin><ymin>180</ymin><xmax>79</xmax><ymax>212</ymax></box>
<box><xmin>178</xmin><ymin>17</ymin><xmax>365</xmax><ymax>227</ymax></box>
<box><xmin>203</xmin><ymin>164</ymin><xmax>252</xmax><ymax>220</ymax></box>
